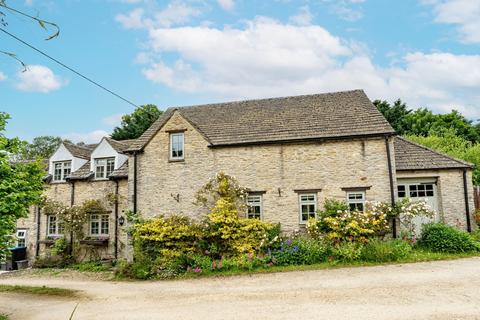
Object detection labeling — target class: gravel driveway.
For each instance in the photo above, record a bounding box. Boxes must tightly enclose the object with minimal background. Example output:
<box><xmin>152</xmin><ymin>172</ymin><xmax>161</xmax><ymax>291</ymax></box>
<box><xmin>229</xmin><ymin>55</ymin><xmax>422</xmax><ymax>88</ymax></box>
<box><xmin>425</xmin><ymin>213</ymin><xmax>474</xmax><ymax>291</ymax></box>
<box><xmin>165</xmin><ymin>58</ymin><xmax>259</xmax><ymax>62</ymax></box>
<box><xmin>1</xmin><ymin>258</ymin><xmax>480</xmax><ymax>320</ymax></box>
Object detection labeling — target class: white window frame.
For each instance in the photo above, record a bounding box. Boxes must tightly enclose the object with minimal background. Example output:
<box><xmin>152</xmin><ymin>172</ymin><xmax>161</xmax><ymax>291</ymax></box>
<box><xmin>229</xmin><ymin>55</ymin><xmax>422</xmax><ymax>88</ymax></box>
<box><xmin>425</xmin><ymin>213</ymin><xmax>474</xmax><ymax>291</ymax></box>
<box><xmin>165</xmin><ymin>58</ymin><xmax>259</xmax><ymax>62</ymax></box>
<box><xmin>16</xmin><ymin>229</ymin><xmax>27</xmax><ymax>248</ymax></box>
<box><xmin>94</xmin><ymin>157</ymin><xmax>115</xmax><ymax>180</ymax></box>
<box><xmin>299</xmin><ymin>193</ymin><xmax>317</xmax><ymax>224</ymax></box>
<box><xmin>247</xmin><ymin>195</ymin><xmax>263</xmax><ymax>219</ymax></box>
<box><xmin>90</xmin><ymin>214</ymin><xmax>110</xmax><ymax>237</ymax></box>
<box><xmin>47</xmin><ymin>215</ymin><xmax>63</xmax><ymax>236</ymax></box>
<box><xmin>398</xmin><ymin>183</ymin><xmax>435</xmax><ymax>199</ymax></box>
<box><xmin>53</xmin><ymin>161</ymin><xmax>71</xmax><ymax>182</ymax></box>
<box><xmin>169</xmin><ymin>132</ymin><xmax>185</xmax><ymax>161</ymax></box>
<box><xmin>346</xmin><ymin>191</ymin><xmax>366</xmax><ymax>212</ymax></box>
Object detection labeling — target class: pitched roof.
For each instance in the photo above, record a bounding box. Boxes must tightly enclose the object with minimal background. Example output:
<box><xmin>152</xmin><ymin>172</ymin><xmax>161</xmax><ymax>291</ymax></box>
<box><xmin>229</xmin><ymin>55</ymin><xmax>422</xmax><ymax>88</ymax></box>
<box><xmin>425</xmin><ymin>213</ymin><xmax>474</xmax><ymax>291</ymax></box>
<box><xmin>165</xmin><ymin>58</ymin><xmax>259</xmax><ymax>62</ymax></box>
<box><xmin>63</xmin><ymin>142</ymin><xmax>97</xmax><ymax>159</ymax></box>
<box><xmin>109</xmin><ymin>161</ymin><xmax>129</xmax><ymax>179</ymax></box>
<box><xmin>126</xmin><ymin>90</ymin><xmax>395</xmax><ymax>151</ymax></box>
<box><xmin>394</xmin><ymin>137</ymin><xmax>473</xmax><ymax>171</ymax></box>
<box><xmin>67</xmin><ymin>161</ymin><xmax>94</xmax><ymax>180</ymax></box>
<box><xmin>105</xmin><ymin>137</ymin><xmax>136</xmax><ymax>153</ymax></box>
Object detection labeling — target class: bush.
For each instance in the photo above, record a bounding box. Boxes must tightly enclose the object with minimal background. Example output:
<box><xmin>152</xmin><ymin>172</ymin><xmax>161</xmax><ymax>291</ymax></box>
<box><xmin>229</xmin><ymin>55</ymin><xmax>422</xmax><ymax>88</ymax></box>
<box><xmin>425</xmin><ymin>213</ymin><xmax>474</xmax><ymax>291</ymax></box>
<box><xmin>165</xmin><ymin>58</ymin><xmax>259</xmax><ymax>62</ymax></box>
<box><xmin>360</xmin><ymin>239</ymin><xmax>412</xmax><ymax>262</ymax></box>
<box><xmin>419</xmin><ymin>223</ymin><xmax>480</xmax><ymax>253</ymax></box>
<box><xmin>32</xmin><ymin>255</ymin><xmax>70</xmax><ymax>268</ymax></box>
<box><xmin>474</xmin><ymin>210</ymin><xmax>480</xmax><ymax>226</ymax></box>
<box><xmin>331</xmin><ymin>242</ymin><xmax>363</xmax><ymax>262</ymax></box>
<box><xmin>271</xmin><ymin>238</ymin><xmax>328</xmax><ymax>266</ymax></box>
<box><xmin>115</xmin><ymin>258</ymin><xmax>155</xmax><ymax>280</ymax></box>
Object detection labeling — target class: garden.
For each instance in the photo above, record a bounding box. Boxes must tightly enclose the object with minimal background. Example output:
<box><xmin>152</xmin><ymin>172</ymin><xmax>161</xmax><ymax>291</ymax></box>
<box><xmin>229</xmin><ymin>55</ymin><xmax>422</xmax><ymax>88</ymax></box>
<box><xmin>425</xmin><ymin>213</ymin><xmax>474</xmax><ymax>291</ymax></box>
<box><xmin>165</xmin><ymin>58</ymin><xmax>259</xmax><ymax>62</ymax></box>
<box><xmin>113</xmin><ymin>173</ymin><xmax>480</xmax><ymax>280</ymax></box>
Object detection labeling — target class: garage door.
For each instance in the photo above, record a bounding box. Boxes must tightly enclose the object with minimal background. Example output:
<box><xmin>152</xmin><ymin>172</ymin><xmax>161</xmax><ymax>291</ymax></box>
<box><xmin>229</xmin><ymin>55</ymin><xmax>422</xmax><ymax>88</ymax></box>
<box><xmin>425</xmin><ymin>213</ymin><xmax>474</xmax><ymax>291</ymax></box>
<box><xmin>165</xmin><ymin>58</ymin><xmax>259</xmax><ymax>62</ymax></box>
<box><xmin>397</xmin><ymin>179</ymin><xmax>439</xmax><ymax>236</ymax></box>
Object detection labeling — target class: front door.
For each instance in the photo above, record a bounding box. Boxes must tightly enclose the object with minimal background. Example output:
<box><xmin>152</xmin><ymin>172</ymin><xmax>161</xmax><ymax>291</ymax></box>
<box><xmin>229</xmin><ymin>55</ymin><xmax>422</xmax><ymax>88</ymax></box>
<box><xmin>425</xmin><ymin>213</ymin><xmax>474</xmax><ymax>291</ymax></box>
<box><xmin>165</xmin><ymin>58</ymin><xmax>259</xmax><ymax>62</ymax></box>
<box><xmin>397</xmin><ymin>179</ymin><xmax>439</xmax><ymax>236</ymax></box>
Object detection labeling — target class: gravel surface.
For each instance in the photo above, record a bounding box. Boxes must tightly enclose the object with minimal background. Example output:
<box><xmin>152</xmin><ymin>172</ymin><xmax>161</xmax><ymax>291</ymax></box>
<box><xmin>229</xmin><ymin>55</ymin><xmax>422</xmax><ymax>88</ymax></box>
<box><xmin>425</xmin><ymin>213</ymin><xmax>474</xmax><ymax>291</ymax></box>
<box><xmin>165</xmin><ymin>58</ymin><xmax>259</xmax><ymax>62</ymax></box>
<box><xmin>1</xmin><ymin>258</ymin><xmax>480</xmax><ymax>320</ymax></box>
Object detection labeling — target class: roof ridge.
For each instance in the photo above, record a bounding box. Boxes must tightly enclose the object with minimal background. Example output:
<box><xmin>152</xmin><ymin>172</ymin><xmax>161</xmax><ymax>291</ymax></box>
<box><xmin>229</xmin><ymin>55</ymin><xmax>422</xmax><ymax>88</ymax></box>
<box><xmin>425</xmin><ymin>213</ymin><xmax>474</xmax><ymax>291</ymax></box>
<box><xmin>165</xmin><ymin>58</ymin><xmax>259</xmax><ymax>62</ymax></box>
<box><xmin>397</xmin><ymin>136</ymin><xmax>473</xmax><ymax>168</ymax></box>
<box><xmin>167</xmin><ymin>89</ymin><xmax>365</xmax><ymax>110</ymax></box>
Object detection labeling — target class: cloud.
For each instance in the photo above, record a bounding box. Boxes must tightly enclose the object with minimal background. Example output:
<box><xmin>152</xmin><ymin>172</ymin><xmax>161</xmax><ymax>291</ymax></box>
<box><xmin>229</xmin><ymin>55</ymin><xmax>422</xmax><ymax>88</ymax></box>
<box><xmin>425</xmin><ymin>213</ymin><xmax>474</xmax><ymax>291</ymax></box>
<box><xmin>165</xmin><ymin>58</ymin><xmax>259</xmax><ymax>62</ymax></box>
<box><xmin>322</xmin><ymin>0</ymin><xmax>365</xmax><ymax>22</ymax></box>
<box><xmin>217</xmin><ymin>0</ymin><xmax>235</xmax><ymax>11</ymax></box>
<box><xmin>116</xmin><ymin>1</ymin><xmax>202</xmax><ymax>29</ymax></box>
<box><xmin>424</xmin><ymin>0</ymin><xmax>480</xmax><ymax>43</ymax></box>
<box><xmin>0</xmin><ymin>72</ymin><xmax>6</xmax><ymax>81</ymax></box>
<box><xmin>289</xmin><ymin>6</ymin><xmax>313</xmax><ymax>26</ymax></box>
<box><xmin>63</xmin><ymin>130</ymin><xmax>109</xmax><ymax>144</ymax></box>
<box><xmin>15</xmin><ymin>65</ymin><xmax>66</xmax><ymax>93</ymax></box>
<box><xmin>103</xmin><ymin>113</ymin><xmax>124</xmax><ymax>127</ymax></box>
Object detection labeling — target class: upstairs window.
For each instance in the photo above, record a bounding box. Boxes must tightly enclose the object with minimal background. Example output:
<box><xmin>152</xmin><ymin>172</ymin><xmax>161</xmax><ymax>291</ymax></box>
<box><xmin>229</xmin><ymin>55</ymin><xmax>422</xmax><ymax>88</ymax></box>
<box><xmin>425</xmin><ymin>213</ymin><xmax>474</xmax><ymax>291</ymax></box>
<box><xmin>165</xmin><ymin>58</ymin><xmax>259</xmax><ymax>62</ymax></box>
<box><xmin>170</xmin><ymin>132</ymin><xmax>184</xmax><ymax>160</ymax></box>
<box><xmin>347</xmin><ymin>192</ymin><xmax>366</xmax><ymax>212</ymax></box>
<box><xmin>90</xmin><ymin>214</ymin><xmax>109</xmax><ymax>236</ymax></box>
<box><xmin>53</xmin><ymin>161</ymin><xmax>71</xmax><ymax>182</ymax></box>
<box><xmin>95</xmin><ymin>158</ymin><xmax>115</xmax><ymax>179</ymax></box>
<box><xmin>247</xmin><ymin>195</ymin><xmax>262</xmax><ymax>219</ymax></box>
<box><xmin>299</xmin><ymin>194</ymin><xmax>317</xmax><ymax>223</ymax></box>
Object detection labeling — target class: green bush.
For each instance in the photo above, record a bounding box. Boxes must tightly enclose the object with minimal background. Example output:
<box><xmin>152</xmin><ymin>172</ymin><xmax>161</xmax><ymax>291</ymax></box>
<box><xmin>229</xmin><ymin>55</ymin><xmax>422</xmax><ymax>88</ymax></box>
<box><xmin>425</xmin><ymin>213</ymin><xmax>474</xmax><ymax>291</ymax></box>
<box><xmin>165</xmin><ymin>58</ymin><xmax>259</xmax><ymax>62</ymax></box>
<box><xmin>419</xmin><ymin>223</ymin><xmax>480</xmax><ymax>253</ymax></box>
<box><xmin>32</xmin><ymin>255</ymin><xmax>70</xmax><ymax>269</ymax></box>
<box><xmin>360</xmin><ymin>240</ymin><xmax>412</xmax><ymax>262</ymax></box>
<box><xmin>271</xmin><ymin>238</ymin><xmax>328</xmax><ymax>266</ymax></box>
<box><xmin>331</xmin><ymin>242</ymin><xmax>363</xmax><ymax>262</ymax></box>
<box><xmin>115</xmin><ymin>258</ymin><xmax>154</xmax><ymax>280</ymax></box>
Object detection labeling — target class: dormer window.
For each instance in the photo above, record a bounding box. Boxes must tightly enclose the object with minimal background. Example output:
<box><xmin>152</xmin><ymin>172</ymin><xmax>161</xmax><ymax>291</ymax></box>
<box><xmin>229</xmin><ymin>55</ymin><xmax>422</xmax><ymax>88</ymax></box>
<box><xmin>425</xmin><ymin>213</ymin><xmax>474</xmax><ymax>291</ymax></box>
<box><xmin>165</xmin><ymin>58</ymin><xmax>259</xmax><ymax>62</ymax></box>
<box><xmin>94</xmin><ymin>157</ymin><xmax>115</xmax><ymax>179</ymax></box>
<box><xmin>53</xmin><ymin>161</ymin><xmax>71</xmax><ymax>182</ymax></box>
<box><xmin>170</xmin><ymin>132</ymin><xmax>184</xmax><ymax>161</ymax></box>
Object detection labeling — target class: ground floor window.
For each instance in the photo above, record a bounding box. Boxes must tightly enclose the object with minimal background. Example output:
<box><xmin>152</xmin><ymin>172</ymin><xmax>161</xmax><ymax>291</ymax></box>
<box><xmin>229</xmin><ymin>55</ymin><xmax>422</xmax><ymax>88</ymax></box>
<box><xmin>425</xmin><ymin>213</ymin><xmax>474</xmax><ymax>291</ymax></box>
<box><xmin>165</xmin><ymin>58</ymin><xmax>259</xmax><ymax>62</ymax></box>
<box><xmin>247</xmin><ymin>195</ymin><xmax>262</xmax><ymax>219</ymax></box>
<box><xmin>398</xmin><ymin>184</ymin><xmax>435</xmax><ymax>198</ymax></box>
<box><xmin>90</xmin><ymin>214</ymin><xmax>110</xmax><ymax>236</ymax></box>
<box><xmin>47</xmin><ymin>215</ymin><xmax>63</xmax><ymax>236</ymax></box>
<box><xmin>299</xmin><ymin>194</ymin><xmax>317</xmax><ymax>223</ymax></box>
<box><xmin>16</xmin><ymin>229</ymin><xmax>26</xmax><ymax>248</ymax></box>
<box><xmin>346</xmin><ymin>191</ymin><xmax>366</xmax><ymax>212</ymax></box>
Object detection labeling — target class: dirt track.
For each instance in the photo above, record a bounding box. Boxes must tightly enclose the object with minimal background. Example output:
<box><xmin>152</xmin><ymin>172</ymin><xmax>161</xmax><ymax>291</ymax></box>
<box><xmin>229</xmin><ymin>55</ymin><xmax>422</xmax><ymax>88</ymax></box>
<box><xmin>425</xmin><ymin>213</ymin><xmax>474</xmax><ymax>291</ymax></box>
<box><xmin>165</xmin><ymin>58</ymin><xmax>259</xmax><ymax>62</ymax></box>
<box><xmin>1</xmin><ymin>258</ymin><xmax>480</xmax><ymax>320</ymax></box>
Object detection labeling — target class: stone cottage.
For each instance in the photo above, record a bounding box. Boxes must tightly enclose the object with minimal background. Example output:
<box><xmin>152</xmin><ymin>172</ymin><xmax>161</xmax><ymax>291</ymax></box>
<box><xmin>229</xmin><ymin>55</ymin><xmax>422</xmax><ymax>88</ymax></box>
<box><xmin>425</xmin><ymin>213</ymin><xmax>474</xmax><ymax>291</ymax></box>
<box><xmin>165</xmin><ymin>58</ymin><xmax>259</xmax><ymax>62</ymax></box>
<box><xmin>15</xmin><ymin>89</ymin><xmax>475</xmax><ymax>262</ymax></box>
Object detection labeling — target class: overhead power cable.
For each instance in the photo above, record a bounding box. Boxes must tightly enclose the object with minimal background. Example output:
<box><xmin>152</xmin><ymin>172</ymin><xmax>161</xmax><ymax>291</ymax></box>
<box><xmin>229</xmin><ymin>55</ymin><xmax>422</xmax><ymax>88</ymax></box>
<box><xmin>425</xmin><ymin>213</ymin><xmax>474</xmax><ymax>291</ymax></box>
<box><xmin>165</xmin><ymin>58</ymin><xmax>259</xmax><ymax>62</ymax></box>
<box><xmin>0</xmin><ymin>27</ymin><xmax>138</xmax><ymax>108</ymax></box>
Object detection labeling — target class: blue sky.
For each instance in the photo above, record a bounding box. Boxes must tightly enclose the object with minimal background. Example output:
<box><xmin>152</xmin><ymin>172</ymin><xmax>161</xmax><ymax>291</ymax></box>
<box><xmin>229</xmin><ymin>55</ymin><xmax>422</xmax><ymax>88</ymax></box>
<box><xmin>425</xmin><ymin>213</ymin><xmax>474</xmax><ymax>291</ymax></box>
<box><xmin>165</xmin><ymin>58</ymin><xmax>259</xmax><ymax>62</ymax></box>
<box><xmin>1</xmin><ymin>0</ymin><xmax>479</xmax><ymax>142</ymax></box>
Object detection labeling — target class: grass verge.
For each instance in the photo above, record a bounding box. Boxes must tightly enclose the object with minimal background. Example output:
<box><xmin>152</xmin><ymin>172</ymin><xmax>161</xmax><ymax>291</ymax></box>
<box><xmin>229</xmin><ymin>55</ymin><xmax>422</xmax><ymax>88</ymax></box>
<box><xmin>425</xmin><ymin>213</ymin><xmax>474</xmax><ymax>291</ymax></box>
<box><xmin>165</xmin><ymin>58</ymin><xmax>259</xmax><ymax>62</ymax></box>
<box><xmin>175</xmin><ymin>250</ymin><xmax>480</xmax><ymax>280</ymax></box>
<box><xmin>0</xmin><ymin>284</ymin><xmax>78</xmax><ymax>297</ymax></box>
<box><xmin>0</xmin><ymin>314</ymin><xmax>8</xmax><ymax>320</ymax></box>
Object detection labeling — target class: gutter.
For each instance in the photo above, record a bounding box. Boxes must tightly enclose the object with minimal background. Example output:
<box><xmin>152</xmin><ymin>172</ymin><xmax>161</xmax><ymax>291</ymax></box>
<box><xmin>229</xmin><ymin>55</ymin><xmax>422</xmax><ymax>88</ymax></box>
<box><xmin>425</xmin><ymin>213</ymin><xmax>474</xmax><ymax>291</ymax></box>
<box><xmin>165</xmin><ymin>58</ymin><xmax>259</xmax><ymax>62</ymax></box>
<box><xmin>114</xmin><ymin>180</ymin><xmax>119</xmax><ymax>260</ymax></box>
<box><xmin>463</xmin><ymin>169</ymin><xmax>472</xmax><ymax>232</ymax></box>
<box><xmin>385</xmin><ymin>135</ymin><xmax>397</xmax><ymax>238</ymax></box>
<box><xmin>35</xmin><ymin>206</ymin><xmax>41</xmax><ymax>257</ymax></box>
<box><xmin>133</xmin><ymin>152</ymin><xmax>138</xmax><ymax>214</ymax></box>
<box><xmin>70</xmin><ymin>181</ymin><xmax>75</xmax><ymax>255</ymax></box>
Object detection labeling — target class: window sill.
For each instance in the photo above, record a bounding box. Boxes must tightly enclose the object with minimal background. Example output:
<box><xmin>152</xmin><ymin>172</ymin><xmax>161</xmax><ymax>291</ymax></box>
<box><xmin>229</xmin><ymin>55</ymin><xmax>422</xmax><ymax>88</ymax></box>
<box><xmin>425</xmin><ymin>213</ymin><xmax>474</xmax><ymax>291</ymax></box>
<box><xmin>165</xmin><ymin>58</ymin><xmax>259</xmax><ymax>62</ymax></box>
<box><xmin>80</xmin><ymin>238</ymin><xmax>109</xmax><ymax>246</ymax></box>
<box><xmin>51</xmin><ymin>181</ymin><xmax>68</xmax><ymax>184</ymax></box>
<box><xmin>168</xmin><ymin>159</ymin><xmax>185</xmax><ymax>163</ymax></box>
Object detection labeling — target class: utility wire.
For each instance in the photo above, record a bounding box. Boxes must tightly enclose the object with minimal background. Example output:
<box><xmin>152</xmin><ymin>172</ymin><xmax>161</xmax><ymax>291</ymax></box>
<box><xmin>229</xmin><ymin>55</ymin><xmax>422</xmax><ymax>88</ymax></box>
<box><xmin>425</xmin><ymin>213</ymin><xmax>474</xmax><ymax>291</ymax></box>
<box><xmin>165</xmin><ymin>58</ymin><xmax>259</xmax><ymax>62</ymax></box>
<box><xmin>0</xmin><ymin>27</ymin><xmax>138</xmax><ymax>108</ymax></box>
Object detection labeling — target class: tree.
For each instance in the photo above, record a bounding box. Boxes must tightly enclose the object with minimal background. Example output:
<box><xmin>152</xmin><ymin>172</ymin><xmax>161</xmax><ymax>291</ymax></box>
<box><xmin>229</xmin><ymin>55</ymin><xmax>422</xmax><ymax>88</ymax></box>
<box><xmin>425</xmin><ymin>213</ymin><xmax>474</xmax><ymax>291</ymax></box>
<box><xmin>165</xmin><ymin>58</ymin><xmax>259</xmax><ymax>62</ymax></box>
<box><xmin>111</xmin><ymin>104</ymin><xmax>162</xmax><ymax>140</ymax></box>
<box><xmin>407</xmin><ymin>129</ymin><xmax>480</xmax><ymax>185</ymax></box>
<box><xmin>0</xmin><ymin>112</ymin><xmax>44</xmax><ymax>259</ymax></box>
<box><xmin>23</xmin><ymin>136</ymin><xmax>69</xmax><ymax>160</ymax></box>
<box><xmin>373</xmin><ymin>99</ymin><xmax>411</xmax><ymax>135</ymax></box>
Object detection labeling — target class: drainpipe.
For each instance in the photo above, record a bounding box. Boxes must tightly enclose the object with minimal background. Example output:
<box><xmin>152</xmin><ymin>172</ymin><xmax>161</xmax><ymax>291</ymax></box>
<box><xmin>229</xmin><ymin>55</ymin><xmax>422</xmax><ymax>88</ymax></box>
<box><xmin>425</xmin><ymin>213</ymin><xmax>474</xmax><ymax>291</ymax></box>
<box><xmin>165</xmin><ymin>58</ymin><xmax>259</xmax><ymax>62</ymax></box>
<box><xmin>385</xmin><ymin>135</ymin><xmax>397</xmax><ymax>238</ymax></box>
<box><xmin>133</xmin><ymin>152</ymin><xmax>138</xmax><ymax>215</ymax></box>
<box><xmin>463</xmin><ymin>169</ymin><xmax>472</xmax><ymax>232</ymax></box>
<box><xmin>35</xmin><ymin>206</ymin><xmax>41</xmax><ymax>257</ymax></box>
<box><xmin>70</xmin><ymin>181</ymin><xmax>75</xmax><ymax>255</ymax></box>
<box><xmin>114</xmin><ymin>180</ymin><xmax>119</xmax><ymax>260</ymax></box>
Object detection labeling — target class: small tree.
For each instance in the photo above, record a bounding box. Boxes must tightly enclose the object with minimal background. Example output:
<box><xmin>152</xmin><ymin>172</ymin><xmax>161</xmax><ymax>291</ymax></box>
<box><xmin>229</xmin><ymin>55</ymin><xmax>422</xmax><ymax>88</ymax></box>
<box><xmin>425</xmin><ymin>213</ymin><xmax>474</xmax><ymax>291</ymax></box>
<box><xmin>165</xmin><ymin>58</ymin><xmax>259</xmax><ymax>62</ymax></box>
<box><xmin>111</xmin><ymin>105</ymin><xmax>162</xmax><ymax>140</ymax></box>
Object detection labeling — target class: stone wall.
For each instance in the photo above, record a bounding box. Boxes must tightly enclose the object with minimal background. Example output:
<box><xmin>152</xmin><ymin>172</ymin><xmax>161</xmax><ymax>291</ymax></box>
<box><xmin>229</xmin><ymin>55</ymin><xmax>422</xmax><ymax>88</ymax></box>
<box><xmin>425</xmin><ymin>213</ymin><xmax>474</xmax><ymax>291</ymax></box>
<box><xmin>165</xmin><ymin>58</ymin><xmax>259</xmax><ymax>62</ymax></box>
<box><xmin>132</xmin><ymin>111</ymin><xmax>395</xmax><ymax>232</ymax></box>
<box><xmin>396</xmin><ymin>169</ymin><xmax>475</xmax><ymax>231</ymax></box>
<box><xmin>20</xmin><ymin>179</ymin><xmax>129</xmax><ymax>262</ymax></box>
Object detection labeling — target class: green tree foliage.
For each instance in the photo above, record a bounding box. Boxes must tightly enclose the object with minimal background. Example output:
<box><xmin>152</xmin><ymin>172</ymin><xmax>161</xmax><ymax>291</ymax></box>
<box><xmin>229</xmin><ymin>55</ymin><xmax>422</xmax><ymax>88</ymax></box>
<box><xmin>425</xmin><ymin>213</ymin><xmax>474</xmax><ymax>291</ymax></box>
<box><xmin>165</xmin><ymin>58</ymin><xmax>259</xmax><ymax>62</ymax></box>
<box><xmin>23</xmin><ymin>136</ymin><xmax>69</xmax><ymax>160</ymax></box>
<box><xmin>407</xmin><ymin>130</ymin><xmax>480</xmax><ymax>185</ymax></box>
<box><xmin>111</xmin><ymin>104</ymin><xmax>162</xmax><ymax>140</ymax></box>
<box><xmin>0</xmin><ymin>113</ymin><xmax>44</xmax><ymax>259</ymax></box>
<box><xmin>374</xmin><ymin>100</ymin><xmax>480</xmax><ymax>143</ymax></box>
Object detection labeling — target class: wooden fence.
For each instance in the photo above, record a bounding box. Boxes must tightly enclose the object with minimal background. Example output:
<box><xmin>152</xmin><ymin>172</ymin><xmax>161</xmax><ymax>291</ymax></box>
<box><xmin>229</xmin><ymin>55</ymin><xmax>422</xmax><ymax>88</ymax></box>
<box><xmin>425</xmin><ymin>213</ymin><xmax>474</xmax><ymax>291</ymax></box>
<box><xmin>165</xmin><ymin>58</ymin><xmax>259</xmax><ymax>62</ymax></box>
<box><xmin>475</xmin><ymin>186</ymin><xmax>480</xmax><ymax>210</ymax></box>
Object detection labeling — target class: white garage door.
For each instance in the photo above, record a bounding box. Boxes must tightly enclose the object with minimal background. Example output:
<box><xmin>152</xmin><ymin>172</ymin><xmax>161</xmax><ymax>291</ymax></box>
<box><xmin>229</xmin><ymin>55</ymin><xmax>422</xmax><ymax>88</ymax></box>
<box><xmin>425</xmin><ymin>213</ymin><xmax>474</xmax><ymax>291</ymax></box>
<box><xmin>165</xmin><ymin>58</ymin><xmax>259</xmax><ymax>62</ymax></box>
<box><xmin>397</xmin><ymin>179</ymin><xmax>439</xmax><ymax>236</ymax></box>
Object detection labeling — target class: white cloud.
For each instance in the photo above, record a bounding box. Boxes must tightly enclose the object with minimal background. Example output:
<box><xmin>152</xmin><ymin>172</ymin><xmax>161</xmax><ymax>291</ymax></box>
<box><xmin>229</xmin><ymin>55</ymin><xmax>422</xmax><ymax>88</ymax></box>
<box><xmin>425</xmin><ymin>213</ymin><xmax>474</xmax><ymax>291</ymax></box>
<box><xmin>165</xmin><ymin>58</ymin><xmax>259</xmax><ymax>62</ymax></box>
<box><xmin>289</xmin><ymin>6</ymin><xmax>313</xmax><ymax>26</ymax></box>
<box><xmin>322</xmin><ymin>0</ymin><xmax>365</xmax><ymax>22</ymax></box>
<box><xmin>63</xmin><ymin>130</ymin><xmax>109</xmax><ymax>144</ymax></box>
<box><xmin>103</xmin><ymin>113</ymin><xmax>124</xmax><ymax>127</ymax></box>
<box><xmin>116</xmin><ymin>1</ymin><xmax>202</xmax><ymax>29</ymax></box>
<box><xmin>217</xmin><ymin>0</ymin><xmax>235</xmax><ymax>11</ymax></box>
<box><xmin>16</xmin><ymin>65</ymin><xmax>66</xmax><ymax>93</ymax></box>
<box><xmin>0</xmin><ymin>72</ymin><xmax>6</xmax><ymax>81</ymax></box>
<box><xmin>134</xmin><ymin>16</ymin><xmax>480</xmax><ymax>118</ymax></box>
<box><xmin>424</xmin><ymin>0</ymin><xmax>480</xmax><ymax>43</ymax></box>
